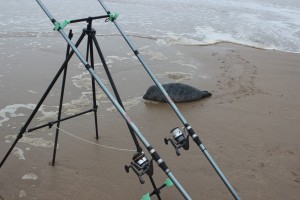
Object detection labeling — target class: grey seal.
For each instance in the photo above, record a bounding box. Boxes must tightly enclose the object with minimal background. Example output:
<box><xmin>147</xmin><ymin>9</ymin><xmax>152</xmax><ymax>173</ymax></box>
<box><xmin>143</xmin><ymin>83</ymin><xmax>212</xmax><ymax>103</ymax></box>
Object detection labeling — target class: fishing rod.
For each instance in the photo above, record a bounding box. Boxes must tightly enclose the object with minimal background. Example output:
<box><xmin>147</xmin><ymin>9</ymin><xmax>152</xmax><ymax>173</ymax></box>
<box><xmin>96</xmin><ymin>0</ymin><xmax>240</xmax><ymax>199</ymax></box>
<box><xmin>34</xmin><ymin>0</ymin><xmax>192</xmax><ymax>199</ymax></box>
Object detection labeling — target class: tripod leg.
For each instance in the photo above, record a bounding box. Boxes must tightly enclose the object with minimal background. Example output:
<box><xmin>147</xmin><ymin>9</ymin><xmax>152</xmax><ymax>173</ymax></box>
<box><xmin>88</xmin><ymin>34</ymin><xmax>100</xmax><ymax>139</ymax></box>
<box><xmin>51</xmin><ymin>30</ymin><xmax>74</xmax><ymax>166</ymax></box>
<box><xmin>92</xmin><ymin>35</ymin><xmax>142</xmax><ymax>152</ymax></box>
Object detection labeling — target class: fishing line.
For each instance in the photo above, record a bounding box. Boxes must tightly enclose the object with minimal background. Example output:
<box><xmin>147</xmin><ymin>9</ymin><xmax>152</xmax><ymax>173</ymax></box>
<box><xmin>53</xmin><ymin>125</ymin><xmax>135</xmax><ymax>152</ymax></box>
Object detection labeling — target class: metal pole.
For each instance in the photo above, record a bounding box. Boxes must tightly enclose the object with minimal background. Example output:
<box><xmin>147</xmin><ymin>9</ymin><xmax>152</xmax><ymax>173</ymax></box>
<box><xmin>92</xmin><ymin>35</ymin><xmax>142</xmax><ymax>152</ymax></box>
<box><xmin>36</xmin><ymin>1</ymin><xmax>192</xmax><ymax>199</ymax></box>
<box><xmin>52</xmin><ymin>30</ymin><xmax>74</xmax><ymax>166</ymax></box>
<box><xmin>85</xmin><ymin>22</ymin><xmax>100</xmax><ymax>140</ymax></box>
<box><xmin>96</xmin><ymin>0</ymin><xmax>240</xmax><ymax>199</ymax></box>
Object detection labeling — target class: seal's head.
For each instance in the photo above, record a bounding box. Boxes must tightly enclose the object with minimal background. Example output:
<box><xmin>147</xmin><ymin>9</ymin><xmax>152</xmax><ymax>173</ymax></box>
<box><xmin>200</xmin><ymin>91</ymin><xmax>212</xmax><ymax>98</ymax></box>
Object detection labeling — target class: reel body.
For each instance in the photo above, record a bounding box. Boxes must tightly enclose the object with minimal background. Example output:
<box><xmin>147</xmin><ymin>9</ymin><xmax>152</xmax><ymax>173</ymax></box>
<box><xmin>164</xmin><ymin>127</ymin><xmax>189</xmax><ymax>156</ymax></box>
<box><xmin>125</xmin><ymin>151</ymin><xmax>153</xmax><ymax>184</ymax></box>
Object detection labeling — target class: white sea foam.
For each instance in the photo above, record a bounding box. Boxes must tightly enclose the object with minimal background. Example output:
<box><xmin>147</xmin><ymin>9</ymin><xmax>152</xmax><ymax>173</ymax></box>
<box><xmin>22</xmin><ymin>173</ymin><xmax>38</xmax><ymax>180</ymax></box>
<box><xmin>140</xmin><ymin>50</ymin><xmax>167</xmax><ymax>60</ymax></box>
<box><xmin>114</xmin><ymin>0</ymin><xmax>300</xmax><ymax>52</ymax></box>
<box><xmin>198</xmin><ymin>75</ymin><xmax>208</xmax><ymax>79</ymax></box>
<box><xmin>107</xmin><ymin>97</ymin><xmax>142</xmax><ymax>112</ymax></box>
<box><xmin>106</xmin><ymin>55</ymin><xmax>129</xmax><ymax>61</ymax></box>
<box><xmin>171</xmin><ymin>60</ymin><xmax>198</xmax><ymax>69</ymax></box>
<box><xmin>72</xmin><ymin>75</ymin><xmax>92</xmax><ymax>90</ymax></box>
<box><xmin>19</xmin><ymin>190</ymin><xmax>26</xmax><ymax>198</ymax></box>
<box><xmin>156</xmin><ymin>72</ymin><xmax>195</xmax><ymax>82</ymax></box>
<box><xmin>72</xmin><ymin>71</ymin><xmax>107</xmax><ymax>91</ymax></box>
<box><xmin>20</xmin><ymin>137</ymin><xmax>54</xmax><ymax>148</ymax></box>
<box><xmin>36</xmin><ymin>110</ymin><xmax>58</xmax><ymax>122</ymax></box>
<box><xmin>0</xmin><ymin>104</ymin><xmax>35</xmax><ymax>126</ymax></box>
<box><xmin>6</xmin><ymin>135</ymin><xmax>54</xmax><ymax>148</ymax></box>
<box><xmin>63</xmin><ymin>92</ymin><xmax>92</xmax><ymax>115</ymax></box>
<box><xmin>0</xmin><ymin>72</ymin><xmax>109</xmax><ymax>128</ymax></box>
<box><xmin>176</xmin><ymin>52</ymin><xmax>184</xmax><ymax>56</ymax></box>
<box><xmin>13</xmin><ymin>147</ymin><xmax>25</xmax><ymax>160</ymax></box>
<box><xmin>0</xmin><ymin>104</ymin><xmax>59</xmax><ymax>126</ymax></box>
<box><xmin>156</xmin><ymin>39</ymin><xmax>169</xmax><ymax>46</ymax></box>
<box><xmin>28</xmin><ymin>90</ymin><xmax>38</xmax><ymax>94</ymax></box>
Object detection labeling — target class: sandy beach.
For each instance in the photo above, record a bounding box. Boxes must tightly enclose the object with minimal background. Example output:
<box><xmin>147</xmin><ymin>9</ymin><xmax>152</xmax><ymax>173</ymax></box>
<box><xmin>0</xmin><ymin>32</ymin><xmax>300</xmax><ymax>200</ymax></box>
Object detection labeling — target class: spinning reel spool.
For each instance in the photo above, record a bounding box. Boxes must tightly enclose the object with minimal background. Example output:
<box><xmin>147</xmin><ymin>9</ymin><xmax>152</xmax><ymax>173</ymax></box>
<box><xmin>164</xmin><ymin>127</ymin><xmax>189</xmax><ymax>156</ymax></box>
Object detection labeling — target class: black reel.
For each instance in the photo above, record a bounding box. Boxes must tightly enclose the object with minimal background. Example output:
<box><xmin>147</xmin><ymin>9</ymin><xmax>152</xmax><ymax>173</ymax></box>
<box><xmin>164</xmin><ymin>127</ymin><xmax>189</xmax><ymax>156</ymax></box>
<box><xmin>125</xmin><ymin>151</ymin><xmax>153</xmax><ymax>184</ymax></box>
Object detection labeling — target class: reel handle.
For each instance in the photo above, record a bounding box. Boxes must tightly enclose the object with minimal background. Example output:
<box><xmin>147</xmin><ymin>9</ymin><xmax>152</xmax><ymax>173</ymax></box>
<box><xmin>164</xmin><ymin>138</ymin><xmax>169</xmax><ymax>145</ymax></box>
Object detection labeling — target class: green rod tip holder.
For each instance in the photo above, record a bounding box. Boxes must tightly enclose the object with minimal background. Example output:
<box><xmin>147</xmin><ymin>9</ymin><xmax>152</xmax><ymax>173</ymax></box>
<box><xmin>109</xmin><ymin>13</ymin><xmax>119</xmax><ymax>21</ymax></box>
<box><xmin>53</xmin><ymin>20</ymin><xmax>70</xmax><ymax>31</ymax></box>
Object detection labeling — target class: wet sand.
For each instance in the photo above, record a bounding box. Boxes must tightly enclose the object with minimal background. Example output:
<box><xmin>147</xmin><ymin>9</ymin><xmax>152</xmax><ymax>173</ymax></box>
<box><xmin>0</xmin><ymin>35</ymin><xmax>300</xmax><ymax>199</ymax></box>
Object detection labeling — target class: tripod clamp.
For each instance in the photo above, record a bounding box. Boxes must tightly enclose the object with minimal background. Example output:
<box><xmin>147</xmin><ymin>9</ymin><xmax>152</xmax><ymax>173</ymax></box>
<box><xmin>124</xmin><ymin>151</ymin><xmax>153</xmax><ymax>184</ymax></box>
<box><xmin>164</xmin><ymin>127</ymin><xmax>190</xmax><ymax>156</ymax></box>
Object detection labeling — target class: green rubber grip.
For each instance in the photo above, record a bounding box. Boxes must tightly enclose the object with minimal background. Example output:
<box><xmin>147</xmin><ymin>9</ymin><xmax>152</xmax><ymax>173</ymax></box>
<box><xmin>141</xmin><ymin>193</ymin><xmax>151</xmax><ymax>200</ymax></box>
<box><xmin>165</xmin><ymin>178</ymin><xmax>174</xmax><ymax>187</ymax></box>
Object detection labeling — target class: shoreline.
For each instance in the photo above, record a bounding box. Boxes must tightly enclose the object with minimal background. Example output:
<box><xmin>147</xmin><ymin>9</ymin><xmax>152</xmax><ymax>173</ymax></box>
<box><xmin>2</xmin><ymin>30</ymin><xmax>300</xmax><ymax>54</ymax></box>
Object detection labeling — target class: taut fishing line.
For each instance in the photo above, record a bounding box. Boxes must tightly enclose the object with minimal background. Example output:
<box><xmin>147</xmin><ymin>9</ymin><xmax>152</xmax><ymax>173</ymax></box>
<box><xmin>53</xmin><ymin>125</ymin><xmax>135</xmax><ymax>152</ymax></box>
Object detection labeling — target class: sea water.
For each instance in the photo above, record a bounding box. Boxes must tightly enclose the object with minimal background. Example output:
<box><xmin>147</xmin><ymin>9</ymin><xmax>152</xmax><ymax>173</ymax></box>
<box><xmin>0</xmin><ymin>0</ymin><xmax>300</xmax><ymax>52</ymax></box>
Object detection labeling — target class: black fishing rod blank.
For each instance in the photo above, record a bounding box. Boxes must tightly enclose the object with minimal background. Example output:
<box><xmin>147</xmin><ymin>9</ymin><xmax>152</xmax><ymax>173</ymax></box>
<box><xmin>35</xmin><ymin>0</ymin><xmax>192</xmax><ymax>199</ymax></box>
<box><xmin>96</xmin><ymin>0</ymin><xmax>240</xmax><ymax>199</ymax></box>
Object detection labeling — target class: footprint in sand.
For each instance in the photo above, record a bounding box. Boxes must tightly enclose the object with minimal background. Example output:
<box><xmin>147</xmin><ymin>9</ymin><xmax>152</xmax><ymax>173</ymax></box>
<box><xmin>291</xmin><ymin>171</ymin><xmax>300</xmax><ymax>184</ymax></box>
<box><xmin>215</xmin><ymin>49</ymin><xmax>264</xmax><ymax>103</ymax></box>
<box><xmin>259</xmin><ymin>162</ymin><xmax>265</xmax><ymax>168</ymax></box>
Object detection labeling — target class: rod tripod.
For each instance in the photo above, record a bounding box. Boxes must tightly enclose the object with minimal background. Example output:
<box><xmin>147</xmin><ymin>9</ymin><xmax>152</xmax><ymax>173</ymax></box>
<box><xmin>1</xmin><ymin>3</ymin><xmax>191</xmax><ymax>199</ymax></box>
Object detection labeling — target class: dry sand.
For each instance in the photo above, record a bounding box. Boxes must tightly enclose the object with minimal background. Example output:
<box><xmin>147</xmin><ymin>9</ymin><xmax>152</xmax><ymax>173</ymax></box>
<box><xmin>0</xmin><ymin>35</ymin><xmax>299</xmax><ymax>200</ymax></box>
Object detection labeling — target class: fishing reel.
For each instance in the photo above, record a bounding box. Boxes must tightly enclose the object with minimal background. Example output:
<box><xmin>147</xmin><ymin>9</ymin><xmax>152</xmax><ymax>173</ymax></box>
<box><xmin>164</xmin><ymin>127</ymin><xmax>189</xmax><ymax>156</ymax></box>
<box><xmin>125</xmin><ymin>151</ymin><xmax>153</xmax><ymax>184</ymax></box>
